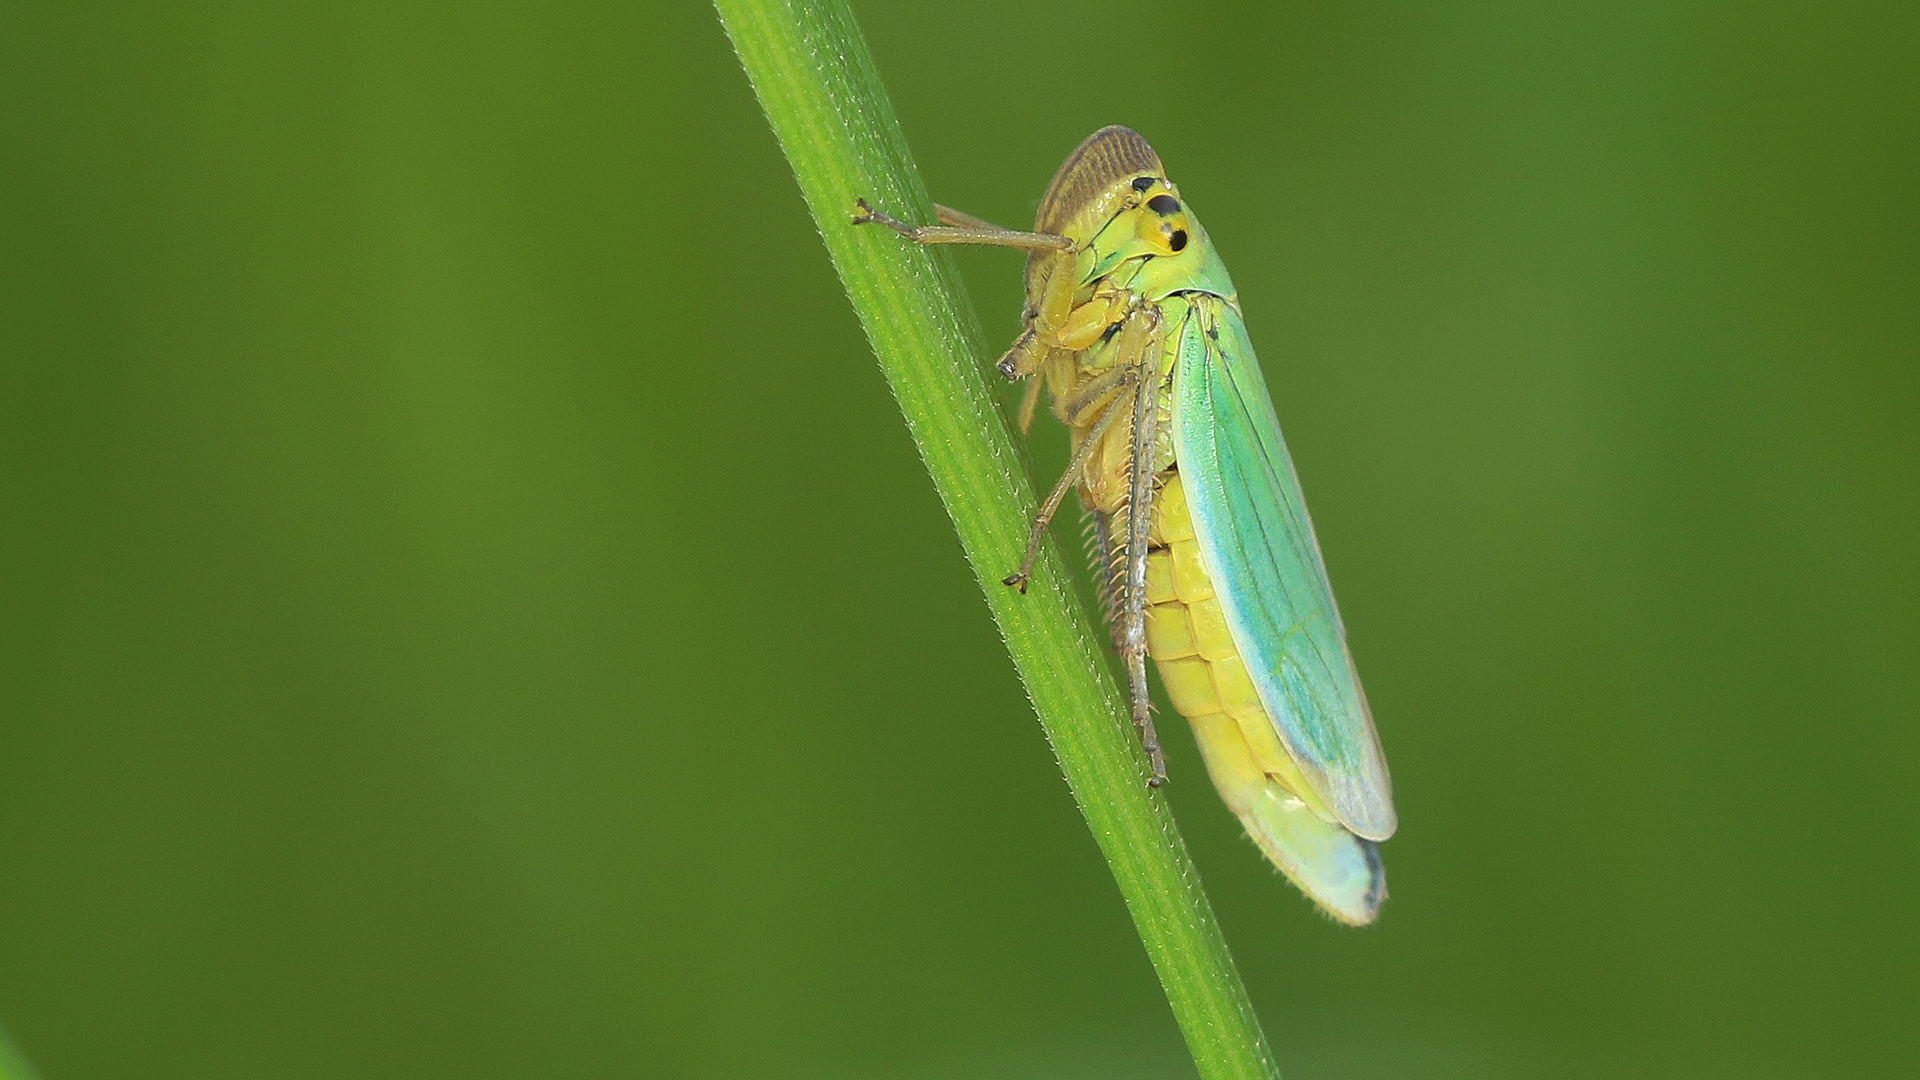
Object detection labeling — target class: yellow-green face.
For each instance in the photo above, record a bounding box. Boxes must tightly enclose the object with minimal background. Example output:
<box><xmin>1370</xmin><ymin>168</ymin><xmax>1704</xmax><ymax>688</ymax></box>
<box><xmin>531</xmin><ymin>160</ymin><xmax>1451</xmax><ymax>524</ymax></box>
<box><xmin>1064</xmin><ymin>174</ymin><xmax>1231</xmax><ymax>306</ymax></box>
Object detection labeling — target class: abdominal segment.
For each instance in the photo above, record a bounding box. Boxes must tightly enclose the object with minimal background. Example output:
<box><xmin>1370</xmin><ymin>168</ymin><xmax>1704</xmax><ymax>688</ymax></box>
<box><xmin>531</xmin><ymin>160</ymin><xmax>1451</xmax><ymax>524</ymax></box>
<box><xmin>1142</xmin><ymin>471</ymin><xmax>1336</xmax><ymax>824</ymax></box>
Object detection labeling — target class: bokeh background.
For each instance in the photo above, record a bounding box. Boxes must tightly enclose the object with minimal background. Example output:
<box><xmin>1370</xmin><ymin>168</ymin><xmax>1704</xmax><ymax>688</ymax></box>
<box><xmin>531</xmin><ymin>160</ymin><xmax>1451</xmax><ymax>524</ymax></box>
<box><xmin>4</xmin><ymin>1</ymin><xmax>1915</xmax><ymax>1077</ymax></box>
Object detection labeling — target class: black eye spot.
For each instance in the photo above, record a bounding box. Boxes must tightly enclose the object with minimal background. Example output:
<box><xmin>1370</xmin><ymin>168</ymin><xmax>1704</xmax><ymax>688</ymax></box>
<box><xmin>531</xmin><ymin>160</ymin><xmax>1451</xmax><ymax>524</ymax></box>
<box><xmin>1147</xmin><ymin>194</ymin><xmax>1182</xmax><ymax>215</ymax></box>
<box><xmin>1168</xmin><ymin>229</ymin><xmax>1188</xmax><ymax>252</ymax></box>
<box><xmin>1131</xmin><ymin>176</ymin><xmax>1157</xmax><ymax>192</ymax></box>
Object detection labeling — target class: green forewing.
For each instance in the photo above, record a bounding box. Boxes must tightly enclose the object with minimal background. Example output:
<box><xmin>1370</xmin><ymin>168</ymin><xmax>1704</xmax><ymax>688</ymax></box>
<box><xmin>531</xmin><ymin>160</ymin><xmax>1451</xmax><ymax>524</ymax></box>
<box><xmin>1171</xmin><ymin>298</ymin><xmax>1396</xmax><ymax>842</ymax></box>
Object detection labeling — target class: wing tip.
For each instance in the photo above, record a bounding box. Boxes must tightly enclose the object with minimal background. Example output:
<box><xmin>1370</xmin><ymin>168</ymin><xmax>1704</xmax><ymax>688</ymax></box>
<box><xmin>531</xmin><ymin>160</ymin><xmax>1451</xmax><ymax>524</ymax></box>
<box><xmin>1332</xmin><ymin>784</ymin><xmax>1398</xmax><ymax>844</ymax></box>
<box><xmin>1243</xmin><ymin>784</ymin><xmax>1388</xmax><ymax>926</ymax></box>
<box><xmin>1293</xmin><ymin>749</ymin><xmax>1396</xmax><ymax>843</ymax></box>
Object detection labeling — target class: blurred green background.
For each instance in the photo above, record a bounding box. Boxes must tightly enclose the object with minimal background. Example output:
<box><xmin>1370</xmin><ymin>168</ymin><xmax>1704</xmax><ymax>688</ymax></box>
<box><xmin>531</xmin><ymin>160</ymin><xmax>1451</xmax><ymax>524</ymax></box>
<box><xmin>3</xmin><ymin>1</ymin><xmax>1915</xmax><ymax>1077</ymax></box>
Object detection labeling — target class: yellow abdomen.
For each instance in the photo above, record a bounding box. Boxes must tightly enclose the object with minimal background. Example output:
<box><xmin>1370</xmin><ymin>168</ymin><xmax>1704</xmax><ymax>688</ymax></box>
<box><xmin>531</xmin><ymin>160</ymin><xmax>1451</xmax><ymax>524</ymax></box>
<box><xmin>1144</xmin><ymin>472</ymin><xmax>1338</xmax><ymax>825</ymax></box>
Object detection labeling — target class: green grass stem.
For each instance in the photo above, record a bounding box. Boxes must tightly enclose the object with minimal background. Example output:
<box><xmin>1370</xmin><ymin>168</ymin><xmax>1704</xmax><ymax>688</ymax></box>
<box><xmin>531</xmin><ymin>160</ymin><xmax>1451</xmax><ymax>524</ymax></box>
<box><xmin>0</xmin><ymin>1026</ymin><xmax>42</xmax><ymax>1080</ymax></box>
<box><xmin>712</xmin><ymin>3</ymin><xmax>1281</xmax><ymax>1078</ymax></box>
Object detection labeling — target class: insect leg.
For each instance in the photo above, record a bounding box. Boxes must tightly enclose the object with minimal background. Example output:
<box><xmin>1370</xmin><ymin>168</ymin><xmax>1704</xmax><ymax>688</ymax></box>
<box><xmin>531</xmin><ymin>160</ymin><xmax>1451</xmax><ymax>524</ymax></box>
<box><xmin>1007</xmin><ymin>283</ymin><xmax>1129</xmax><ymax>382</ymax></box>
<box><xmin>1006</xmin><ymin>309</ymin><xmax>1147</xmax><ymax>590</ymax></box>
<box><xmin>1057</xmin><ymin>363</ymin><xmax>1133</xmax><ymax>427</ymax></box>
<box><xmin>932</xmin><ymin>204</ymin><xmax>1011</xmax><ymax>231</ymax></box>
<box><xmin>1002</xmin><ymin>384</ymin><xmax>1132</xmax><ymax>593</ymax></box>
<box><xmin>852</xmin><ymin>199</ymin><xmax>1074</xmax><ymax>253</ymax></box>
<box><xmin>1118</xmin><ymin>305</ymin><xmax>1169</xmax><ymax>786</ymax></box>
<box><xmin>998</xmin><ymin>329</ymin><xmax>1049</xmax><ymax>382</ymax></box>
<box><xmin>1016</xmin><ymin>366</ymin><xmax>1045</xmax><ymax>434</ymax></box>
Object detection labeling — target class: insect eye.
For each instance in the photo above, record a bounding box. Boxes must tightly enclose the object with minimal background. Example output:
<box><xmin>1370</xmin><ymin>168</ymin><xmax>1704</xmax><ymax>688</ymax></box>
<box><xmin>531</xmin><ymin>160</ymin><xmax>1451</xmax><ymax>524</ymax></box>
<box><xmin>1131</xmin><ymin>176</ymin><xmax>1157</xmax><ymax>192</ymax></box>
<box><xmin>1135</xmin><ymin>204</ymin><xmax>1193</xmax><ymax>256</ymax></box>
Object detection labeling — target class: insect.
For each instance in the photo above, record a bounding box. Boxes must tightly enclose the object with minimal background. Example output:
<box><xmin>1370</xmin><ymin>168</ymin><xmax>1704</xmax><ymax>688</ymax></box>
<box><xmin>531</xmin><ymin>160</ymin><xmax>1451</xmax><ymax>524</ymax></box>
<box><xmin>855</xmin><ymin>127</ymin><xmax>1395</xmax><ymax>924</ymax></box>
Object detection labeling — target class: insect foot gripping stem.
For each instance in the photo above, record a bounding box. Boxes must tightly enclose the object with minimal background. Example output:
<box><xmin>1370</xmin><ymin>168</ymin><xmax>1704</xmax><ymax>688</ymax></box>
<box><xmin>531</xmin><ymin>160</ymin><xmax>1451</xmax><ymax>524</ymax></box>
<box><xmin>850</xmin><ymin>199</ymin><xmax>912</xmax><ymax>236</ymax></box>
